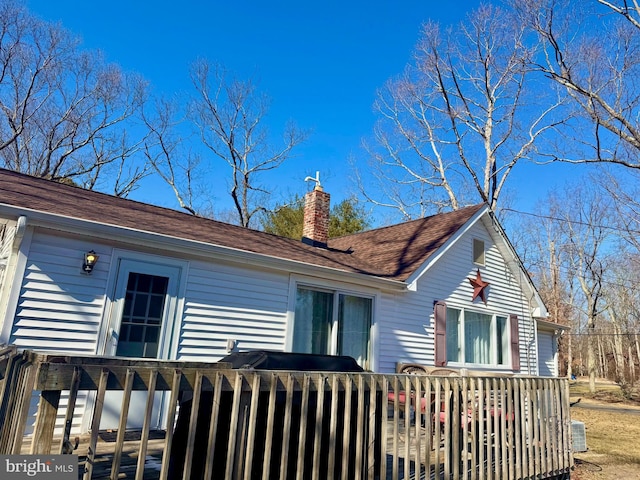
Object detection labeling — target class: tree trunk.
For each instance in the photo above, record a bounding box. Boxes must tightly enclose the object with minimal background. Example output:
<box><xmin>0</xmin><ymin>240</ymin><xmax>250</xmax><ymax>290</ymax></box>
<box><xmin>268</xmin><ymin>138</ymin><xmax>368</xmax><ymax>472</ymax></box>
<box><xmin>588</xmin><ymin>327</ymin><xmax>597</xmax><ymax>393</ymax></box>
<box><xmin>635</xmin><ymin>334</ymin><xmax>640</xmax><ymax>384</ymax></box>
<box><xmin>614</xmin><ymin>327</ymin><xmax>625</xmax><ymax>384</ymax></box>
<box><xmin>629</xmin><ymin>344</ymin><xmax>635</xmax><ymax>386</ymax></box>
<box><xmin>608</xmin><ymin>309</ymin><xmax>626</xmax><ymax>384</ymax></box>
<box><xmin>567</xmin><ymin>334</ymin><xmax>573</xmax><ymax>379</ymax></box>
<box><xmin>598</xmin><ymin>334</ymin><xmax>607</xmax><ymax>380</ymax></box>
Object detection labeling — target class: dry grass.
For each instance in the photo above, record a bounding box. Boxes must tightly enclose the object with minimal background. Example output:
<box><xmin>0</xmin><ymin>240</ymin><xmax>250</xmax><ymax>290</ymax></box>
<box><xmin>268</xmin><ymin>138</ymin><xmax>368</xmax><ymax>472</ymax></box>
<box><xmin>569</xmin><ymin>380</ymin><xmax>640</xmax><ymax>480</ymax></box>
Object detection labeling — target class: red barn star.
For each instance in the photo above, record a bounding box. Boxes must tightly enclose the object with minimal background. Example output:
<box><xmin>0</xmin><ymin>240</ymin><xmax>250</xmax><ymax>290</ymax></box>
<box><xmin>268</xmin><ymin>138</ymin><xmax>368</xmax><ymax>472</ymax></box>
<box><xmin>469</xmin><ymin>269</ymin><xmax>490</xmax><ymax>304</ymax></box>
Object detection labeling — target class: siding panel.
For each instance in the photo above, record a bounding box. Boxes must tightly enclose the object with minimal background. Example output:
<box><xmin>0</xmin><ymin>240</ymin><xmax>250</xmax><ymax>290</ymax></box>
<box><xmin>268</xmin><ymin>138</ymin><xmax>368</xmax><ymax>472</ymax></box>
<box><xmin>10</xmin><ymin>231</ymin><xmax>109</xmax><ymax>355</ymax></box>
<box><xmin>178</xmin><ymin>261</ymin><xmax>290</xmax><ymax>361</ymax></box>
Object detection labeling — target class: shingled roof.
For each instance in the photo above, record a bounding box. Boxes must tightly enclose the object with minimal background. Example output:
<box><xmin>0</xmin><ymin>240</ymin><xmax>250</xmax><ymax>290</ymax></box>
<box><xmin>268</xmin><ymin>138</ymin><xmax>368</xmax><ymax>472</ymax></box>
<box><xmin>0</xmin><ymin>169</ymin><xmax>485</xmax><ymax>282</ymax></box>
<box><xmin>329</xmin><ymin>203</ymin><xmax>485</xmax><ymax>281</ymax></box>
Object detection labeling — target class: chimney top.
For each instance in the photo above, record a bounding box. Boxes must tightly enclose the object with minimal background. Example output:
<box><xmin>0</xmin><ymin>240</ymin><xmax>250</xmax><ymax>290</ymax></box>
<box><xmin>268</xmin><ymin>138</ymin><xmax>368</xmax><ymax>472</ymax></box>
<box><xmin>302</xmin><ymin>177</ymin><xmax>330</xmax><ymax>247</ymax></box>
<box><xmin>304</xmin><ymin>171</ymin><xmax>322</xmax><ymax>190</ymax></box>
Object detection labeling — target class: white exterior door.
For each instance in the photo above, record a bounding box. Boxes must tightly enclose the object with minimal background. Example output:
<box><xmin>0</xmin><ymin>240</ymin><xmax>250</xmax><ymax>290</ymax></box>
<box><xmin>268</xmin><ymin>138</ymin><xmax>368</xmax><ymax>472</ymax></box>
<box><xmin>538</xmin><ymin>331</ymin><xmax>557</xmax><ymax>377</ymax></box>
<box><xmin>97</xmin><ymin>257</ymin><xmax>183</xmax><ymax>431</ymax></box>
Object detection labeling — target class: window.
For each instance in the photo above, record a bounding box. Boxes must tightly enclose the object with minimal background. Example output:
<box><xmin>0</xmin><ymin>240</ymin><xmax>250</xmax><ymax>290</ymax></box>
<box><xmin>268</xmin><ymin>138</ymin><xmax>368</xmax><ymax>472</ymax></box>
<box><xmin>116</xmin><ymin>272</ymin><xmax>168</xmax><ymax>358</ymax></box>
<box><xmin>293</xmin><ymin>287</ymin><xmax>372</xmax><ymax>369</ymax></box>
<box><xmin>445</xmin><ymin>307</ymin><xmax>508</xmax><ymax>366</ymax></box>
<box><xmin>473</xmin><ymin>239</ymin><xmax>485</xmax><ymax>265</ymax></box>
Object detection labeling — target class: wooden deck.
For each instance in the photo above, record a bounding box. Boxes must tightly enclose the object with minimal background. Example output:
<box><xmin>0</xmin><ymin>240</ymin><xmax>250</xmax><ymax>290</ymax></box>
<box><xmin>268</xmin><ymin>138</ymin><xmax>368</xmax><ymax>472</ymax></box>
<box><xmin>21</xmin><ymin>431</ymin><xmax>166</xmax><ymax>480</ymax></box>
<box><xmin>1</xmin><ymin>348</ymin><xmax>574</xmax><ymax>480</ymax></box>
<box><xmin>21</xmin><ymin>424</ymin><xmax>500</xmax><ymax>480</ymax></box>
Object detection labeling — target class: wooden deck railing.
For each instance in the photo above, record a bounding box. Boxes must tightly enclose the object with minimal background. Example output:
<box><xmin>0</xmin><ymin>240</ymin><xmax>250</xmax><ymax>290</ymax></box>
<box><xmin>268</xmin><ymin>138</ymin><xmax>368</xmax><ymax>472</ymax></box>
<box><xmin>0</xmin><ymin>349</ymin><xmax>573</xmax><ymax>480</ymax></box>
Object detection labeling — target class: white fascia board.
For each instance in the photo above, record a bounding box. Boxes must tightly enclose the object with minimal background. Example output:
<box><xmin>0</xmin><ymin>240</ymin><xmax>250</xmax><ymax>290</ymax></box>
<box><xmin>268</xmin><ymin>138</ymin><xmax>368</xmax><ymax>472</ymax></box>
<box><xmin>405</xmin><ymin>205</ymin><xmax>490</xmax><ymax>291</ymax></box>
<box><xmin>0</xmin><ymin>204</ymin><xmax>408</xmax><ymax>293</ymax></box>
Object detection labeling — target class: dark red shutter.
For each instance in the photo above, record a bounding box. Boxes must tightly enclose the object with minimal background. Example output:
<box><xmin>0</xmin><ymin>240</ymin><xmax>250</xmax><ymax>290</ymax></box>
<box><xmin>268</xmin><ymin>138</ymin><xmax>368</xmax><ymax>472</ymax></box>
<box><xmin>434</xmin><ymin>301</ymin><xmax>447</xmax><ymax>367</ymax></box>
<box><xmin>510</xmin><ymin>314</ymin><xmax>520</xmax><ymax>371</ymax></box>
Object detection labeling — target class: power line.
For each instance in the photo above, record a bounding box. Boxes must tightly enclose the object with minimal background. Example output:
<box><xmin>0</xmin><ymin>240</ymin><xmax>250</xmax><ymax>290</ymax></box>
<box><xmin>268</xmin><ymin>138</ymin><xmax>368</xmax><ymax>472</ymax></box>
<box><xmin>501</xmin><ymin>207</ymin><xmax>640</xmax><ymax>236</ymax></box>
<box><xmin>563</xmin><ymin>332</ymin><xmax>640</xmax><ymax>336</ymax></box>
<box><xmin>523</xmin><ymin>257</ymin><xmax>640</xmax><ymax>293</ymax></box>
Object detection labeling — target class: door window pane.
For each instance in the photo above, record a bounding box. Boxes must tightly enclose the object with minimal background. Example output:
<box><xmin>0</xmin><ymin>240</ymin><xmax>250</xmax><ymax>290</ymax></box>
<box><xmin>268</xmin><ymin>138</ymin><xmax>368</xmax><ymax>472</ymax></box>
<box><xmin>293</xmin><ymin>288</ymin><xmax>333</xmax><ymax>355</ymax></box>
<box><xmin>496</xmin><ymin>316</ymin><xmax>507</xmax><ymax>365</ymax></box>
<box><xmin>116</xmin><ymin>273</ymin><xmax>168</xmax><ymax>358</ymax></box>
<box><xmin>446</xmin><ymin>308</ymin><xmax>462</xmax><ymax>362</ymax></box>
<box><xmin>338</xmin><ymin>295</ymin><xmax>372</xmax><ymax>369</ymax></box>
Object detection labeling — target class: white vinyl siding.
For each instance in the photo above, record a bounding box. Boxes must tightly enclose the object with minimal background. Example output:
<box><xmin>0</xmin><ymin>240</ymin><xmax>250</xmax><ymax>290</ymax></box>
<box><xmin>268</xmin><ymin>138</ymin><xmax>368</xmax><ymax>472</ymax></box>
<box><xmin>179</xmin><ymin>261</ymin><xmax>290</xmax><ymax>360</ymax></box>
<box><xmin>375</xmin><ymin>289</ymin><xmax>434</xmax><ymax>373</ymax></box>
<box><xmin>9</xmin><ymin>231</ymin><xmax>108</xmax><ymax>354</ymax></box>
<box><xmin>10</xmin><ymin>231</ymin><xmax>292</xmax><ymax>361</ymax></box>
<box><xmin>8</xmin><ymin>231</ymin><xmax>111</xmax><ymax>436</ymax></box>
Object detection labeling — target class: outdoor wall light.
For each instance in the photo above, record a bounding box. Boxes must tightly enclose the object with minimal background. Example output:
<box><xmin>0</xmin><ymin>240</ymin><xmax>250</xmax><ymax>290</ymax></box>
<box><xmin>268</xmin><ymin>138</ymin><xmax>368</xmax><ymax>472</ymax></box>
<box><xmin>82</xmin><ymin>250</ymin><xmax>99</xmax><ymax>274</ymax></box>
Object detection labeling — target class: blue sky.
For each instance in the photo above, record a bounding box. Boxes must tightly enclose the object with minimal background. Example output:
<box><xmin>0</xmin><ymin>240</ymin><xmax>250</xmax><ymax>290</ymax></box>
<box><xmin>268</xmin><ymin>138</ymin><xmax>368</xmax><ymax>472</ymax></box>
<box><xmin>25</xmin><ymin>0</ymin><xmax>574</xmax><ymax>221</ymax></box>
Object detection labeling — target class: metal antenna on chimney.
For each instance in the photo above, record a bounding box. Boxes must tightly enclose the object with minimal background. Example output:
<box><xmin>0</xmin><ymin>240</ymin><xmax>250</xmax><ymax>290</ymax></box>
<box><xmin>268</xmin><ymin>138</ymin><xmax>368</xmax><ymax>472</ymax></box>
<box><xmin>304</xmin><ymin>171</ymin><xmax>322</xmax><ymax>189</ymax></box>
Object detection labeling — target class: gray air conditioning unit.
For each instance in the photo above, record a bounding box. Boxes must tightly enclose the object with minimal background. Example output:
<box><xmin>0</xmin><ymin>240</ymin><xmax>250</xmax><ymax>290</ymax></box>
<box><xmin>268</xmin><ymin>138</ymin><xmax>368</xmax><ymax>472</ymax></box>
<box><xmin>571</xmin><ymin>420</ymin><xmax>588</xmax><ymax>452</ymax></box>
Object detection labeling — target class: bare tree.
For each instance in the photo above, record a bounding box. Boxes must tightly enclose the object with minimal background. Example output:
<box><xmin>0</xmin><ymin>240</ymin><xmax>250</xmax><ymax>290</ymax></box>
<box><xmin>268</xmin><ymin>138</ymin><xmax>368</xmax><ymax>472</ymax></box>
<box><xmin>556</xmin><ymin>185</ymin><xmax>615</xmax><ymax>392</ymax></box>
<box><xmin>189</xmin><ymin>60</ymin><xmax>307</xmax><ymax>227</ymax></box>
<box><xmin>0</xmin><ymin>2</ymin><xmax>149</xmax><ymax>194</ymax></box>
<box><xmin>604</xmin><ymin>253</ymin><xmax>640</xmax><ymax>385</ymax></box>
<box><xmin>595</xmin><ymin>169</ymin><xmax>640</xmax><ymax>256</ymax></box>
<box><xmin>358</xmin><ymin>4</ymin><xmax>562</xmax><ymax>217</ymax></box>
<box><xmin>142</xmin><ymin>97</ymin><xmax>200</xmax><ymax>215</ymax></box>
<box><xmin>516</xmin><ymin>179</ymin><xmax>623</xmax><ymax>389</ymax></box>
<box><xmin>520</xmin><ymin>0</ymin><xmax>640</xmax><ymax>168</ymax></box>
<box><xmin>511</xmin><ymin>199</ymin><xmax>578</xmax><ymax>377</ymax></box>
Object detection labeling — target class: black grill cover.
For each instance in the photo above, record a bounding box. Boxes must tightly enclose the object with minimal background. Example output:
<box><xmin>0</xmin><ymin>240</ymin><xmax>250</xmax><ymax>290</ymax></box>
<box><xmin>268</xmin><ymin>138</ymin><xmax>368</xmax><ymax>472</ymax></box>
<box><xmin>218</xmin><ymin>350</ymin><xmax>364</xmax><ymax>372</ymax></box>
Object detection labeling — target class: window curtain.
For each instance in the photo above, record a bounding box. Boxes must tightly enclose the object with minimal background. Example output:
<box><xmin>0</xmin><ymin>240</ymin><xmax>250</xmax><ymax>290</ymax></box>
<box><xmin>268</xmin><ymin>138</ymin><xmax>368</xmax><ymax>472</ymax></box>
<box><xmin>446</xmin><ymin>307</ymin><xmax>461</xmax><ymax>362</ymax></box>
<box><xmin>464</xmin><ymin>311</ymin><xmax>491</xmax><ymax>364</ymax></box>
<box><xmin>496</xmin><ymin>315</ymin><xmax>508</xmax><ymax>365</ymax></box>
<box><xmin>338</xmin><ymin>295</ymin><xmax>372</xmax><ymax>369</ymax></box>
<box><xmin>293</xmin><ymin>288</ymin><xmax>332</xmax><ymax>354</ymax></box>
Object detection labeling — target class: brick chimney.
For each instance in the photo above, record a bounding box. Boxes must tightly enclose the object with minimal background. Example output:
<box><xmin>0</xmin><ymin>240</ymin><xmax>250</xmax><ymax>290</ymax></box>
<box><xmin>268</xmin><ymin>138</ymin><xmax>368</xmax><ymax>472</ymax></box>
<box><xmin>302</xmin><ymin>185</ymin><xmax>330</xmax><ymax>247</ymax></box>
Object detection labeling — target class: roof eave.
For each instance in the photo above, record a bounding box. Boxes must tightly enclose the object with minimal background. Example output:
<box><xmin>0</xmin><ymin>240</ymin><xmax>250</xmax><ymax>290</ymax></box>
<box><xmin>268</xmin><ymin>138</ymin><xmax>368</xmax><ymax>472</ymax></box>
<box><xmin>0</xmin><ymin>204</ymin><xmax>408</xmax><ymax>292</ymax></box>
<box><xmin>536</xmin><ymin>317</ymin><xmax>570</xmax><ymax>332</ymax></box>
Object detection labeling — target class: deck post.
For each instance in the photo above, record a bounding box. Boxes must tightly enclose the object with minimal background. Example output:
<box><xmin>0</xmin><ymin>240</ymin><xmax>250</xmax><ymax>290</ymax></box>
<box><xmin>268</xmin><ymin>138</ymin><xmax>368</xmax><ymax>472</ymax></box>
<box><xmin>83</xmin><ymin>368</ymin><xmax>110</xmax><ymax>480</ymax></box>
<box><xmin>30</xmin><ymin>389</ymin><xmax>62</xmax><ymax>454</ymax></box>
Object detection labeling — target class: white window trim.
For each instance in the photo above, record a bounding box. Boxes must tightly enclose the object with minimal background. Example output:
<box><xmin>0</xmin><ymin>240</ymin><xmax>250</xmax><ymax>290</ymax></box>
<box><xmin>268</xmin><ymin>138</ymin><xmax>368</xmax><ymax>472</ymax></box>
<box><xmin>286</xmin><ymin>274</ymin><xmax>378</xmax><ymax>370</ymax></box>
<box><xmin>446</xmin><ymin>306</ymin><xmax>512</xmax><ymax>371</ymax></box>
